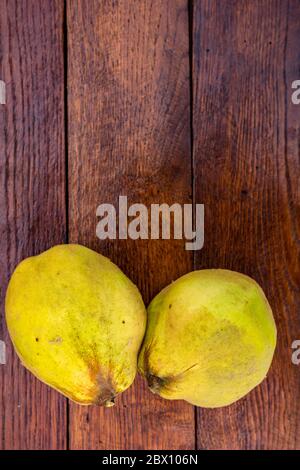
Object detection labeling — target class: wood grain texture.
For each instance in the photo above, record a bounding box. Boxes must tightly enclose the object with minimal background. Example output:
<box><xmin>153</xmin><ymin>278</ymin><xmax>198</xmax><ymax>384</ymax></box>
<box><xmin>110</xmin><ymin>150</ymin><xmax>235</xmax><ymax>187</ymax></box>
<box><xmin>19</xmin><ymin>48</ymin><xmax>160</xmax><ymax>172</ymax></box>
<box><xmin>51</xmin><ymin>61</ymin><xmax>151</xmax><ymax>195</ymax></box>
<box><xmin>67</xmin><ymin>0</ymin><xmax>194</xmax><ymax>450</ymax></box>
<box><xmin>192</xmin><ymin>0</ymin><xmax>300</xmax><ymax>449</ymax></box>
<box><xmin>0</xmin><ymin>0</ymin><xmax>66</xmax><ymax>449</ymax></box>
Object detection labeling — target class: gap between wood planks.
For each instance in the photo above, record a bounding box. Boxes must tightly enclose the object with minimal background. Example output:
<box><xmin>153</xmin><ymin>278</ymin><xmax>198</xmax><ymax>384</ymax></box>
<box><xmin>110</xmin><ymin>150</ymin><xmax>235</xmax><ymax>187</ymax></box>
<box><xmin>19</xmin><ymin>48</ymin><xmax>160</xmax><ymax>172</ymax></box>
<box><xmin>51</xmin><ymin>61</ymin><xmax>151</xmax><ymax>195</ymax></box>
<box><xmin>63</xmin><ymin>0</ymin><xmax>70</xmax><ymax>451</ymax></box>
<box><xmin>188</xmin><ymin>0</ymin><xmax>198</xmax><ymax>452</ymax></box>
<box><xmin>1</xmin><ymin>83</ymin><xmax>6</xmax><ymax>363</ymax></box>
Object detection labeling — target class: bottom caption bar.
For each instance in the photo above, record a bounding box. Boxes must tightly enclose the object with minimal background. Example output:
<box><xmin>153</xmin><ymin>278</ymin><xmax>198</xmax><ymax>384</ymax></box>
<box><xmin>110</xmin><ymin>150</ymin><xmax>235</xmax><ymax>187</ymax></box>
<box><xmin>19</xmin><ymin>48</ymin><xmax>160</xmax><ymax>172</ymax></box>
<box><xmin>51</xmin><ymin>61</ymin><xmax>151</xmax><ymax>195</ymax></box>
<box><xmin>0</xmin><ymin>450</ymin><xmax>295</xmax><ymax>463</ymax></box>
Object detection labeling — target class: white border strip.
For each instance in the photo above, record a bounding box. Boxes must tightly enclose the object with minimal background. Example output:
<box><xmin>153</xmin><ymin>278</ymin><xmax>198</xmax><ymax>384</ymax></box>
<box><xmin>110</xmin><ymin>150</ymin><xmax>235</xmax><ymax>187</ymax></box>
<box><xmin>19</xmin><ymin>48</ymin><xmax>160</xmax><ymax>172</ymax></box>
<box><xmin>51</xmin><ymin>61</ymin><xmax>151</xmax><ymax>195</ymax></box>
<box><xmin>0</xmin><ymin>340</ymin><xmax>6</xmax><ymax>364</ymax></box>
<box><xmin>0</xmin><ymin>80</ymin><xmax>6</xmax><ymax>104</ymax></box>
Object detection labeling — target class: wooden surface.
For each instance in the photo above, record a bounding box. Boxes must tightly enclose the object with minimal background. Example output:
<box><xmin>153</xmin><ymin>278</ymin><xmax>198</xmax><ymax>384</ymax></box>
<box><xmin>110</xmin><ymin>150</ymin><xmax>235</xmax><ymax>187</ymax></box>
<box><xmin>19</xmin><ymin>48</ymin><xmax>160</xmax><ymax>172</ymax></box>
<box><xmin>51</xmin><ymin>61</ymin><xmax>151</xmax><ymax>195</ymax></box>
<box><xmin>67</xmin><ymin>0</ymin><xmax>194</xmax><ymax>450</ymax></box>
<box><xmin>193</xmin><ymin>0</ymin><xmax>300</xmax><ymax>449</ymax></box>
<box><xmin>0</xmin><ymin>0</ymin><xmax>299</xmax><ymax>450</ymax></box>
<box><xmin>0</xmin><ymin>0</ymin><xmax>67</xmax><ymax>449</ymax></box>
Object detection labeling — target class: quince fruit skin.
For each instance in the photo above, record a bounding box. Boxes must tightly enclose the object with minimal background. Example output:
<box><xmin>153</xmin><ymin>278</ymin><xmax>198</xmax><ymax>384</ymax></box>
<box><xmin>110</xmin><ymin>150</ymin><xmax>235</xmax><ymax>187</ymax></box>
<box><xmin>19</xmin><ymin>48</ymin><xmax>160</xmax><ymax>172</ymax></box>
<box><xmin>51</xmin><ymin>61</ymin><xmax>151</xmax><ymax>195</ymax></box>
<box><xmin>138</xmin><ymin>269</ymin><xmax>276</xmax><ymax>408</ymax></box>
<box><xmin>6</xmin><ymin>244</ymin><xmax>146</xmax><ymax>406</ymax></box>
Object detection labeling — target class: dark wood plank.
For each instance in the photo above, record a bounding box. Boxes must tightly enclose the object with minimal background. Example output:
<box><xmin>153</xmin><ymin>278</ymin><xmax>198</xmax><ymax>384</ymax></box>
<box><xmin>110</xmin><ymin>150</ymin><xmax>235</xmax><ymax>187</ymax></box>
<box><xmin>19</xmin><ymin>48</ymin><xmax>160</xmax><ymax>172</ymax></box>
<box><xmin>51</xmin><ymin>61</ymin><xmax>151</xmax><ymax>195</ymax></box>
<box><xmin>193</xmin><ymin>0</ymin><xmax>300</xmax><ymax>449</ymax></box>
<box><xmin>68</xmin><ymin>0</ymin><xmax>194</xmax><ymax>449</ymax></box>
<box><xmin>0</xmin><ymin>0</ymin><xmax>66</xmax><ymax>449</ymax></box>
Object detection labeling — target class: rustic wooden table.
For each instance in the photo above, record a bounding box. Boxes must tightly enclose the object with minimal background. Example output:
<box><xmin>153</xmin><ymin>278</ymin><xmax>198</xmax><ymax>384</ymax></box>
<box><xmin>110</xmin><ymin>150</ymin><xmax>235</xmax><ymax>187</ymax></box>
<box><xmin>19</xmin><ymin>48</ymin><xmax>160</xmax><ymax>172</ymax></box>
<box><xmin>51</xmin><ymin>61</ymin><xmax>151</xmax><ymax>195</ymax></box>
<box><xmin>0</xmin><ymin>0</ymin><xmax>299</xmax><ymax>450</ymax></box>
